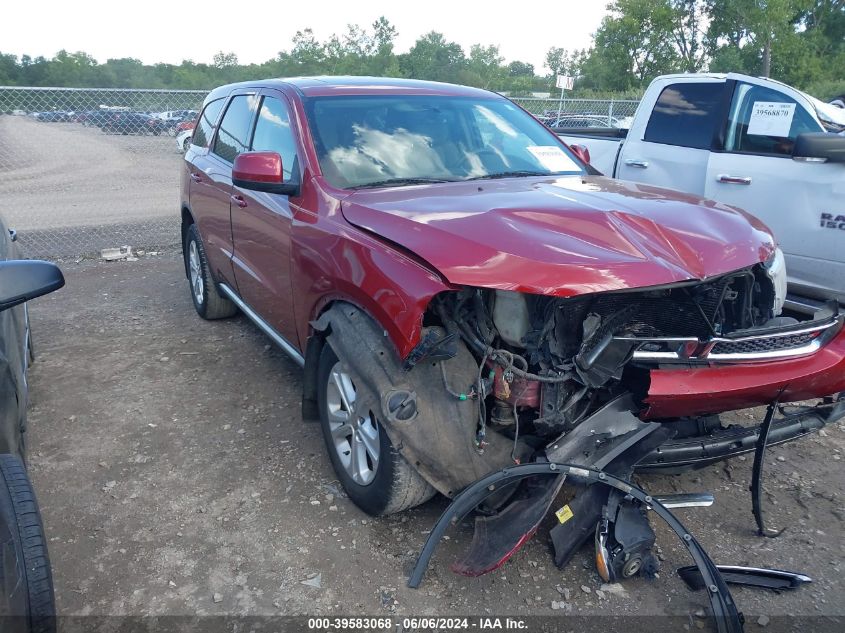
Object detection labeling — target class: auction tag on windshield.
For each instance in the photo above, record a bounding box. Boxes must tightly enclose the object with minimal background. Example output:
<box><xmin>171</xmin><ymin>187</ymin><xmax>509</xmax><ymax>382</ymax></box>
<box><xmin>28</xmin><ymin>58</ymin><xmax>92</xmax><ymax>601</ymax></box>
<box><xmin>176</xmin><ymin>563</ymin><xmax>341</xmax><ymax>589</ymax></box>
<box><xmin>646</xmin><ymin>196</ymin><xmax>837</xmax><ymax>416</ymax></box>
<box><xmin>527</xmin><ymin>146</ymin><xmax>580</xmax><ymax>172</ymax></box>
<box><xmin>747</xmin><ymin>102</ymin><xmax>796</xmax><ymax>137</ymax></box>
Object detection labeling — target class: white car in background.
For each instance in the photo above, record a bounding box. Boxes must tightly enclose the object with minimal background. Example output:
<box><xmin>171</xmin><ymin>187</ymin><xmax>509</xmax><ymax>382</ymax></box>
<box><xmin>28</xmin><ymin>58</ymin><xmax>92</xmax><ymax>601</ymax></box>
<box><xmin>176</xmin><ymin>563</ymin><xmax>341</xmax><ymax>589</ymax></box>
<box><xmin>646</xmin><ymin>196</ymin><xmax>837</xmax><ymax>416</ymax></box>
<box><xmin>176</xmin><ymin>129</ymin><xmax>192</xmax><ymax>153</ymax></box>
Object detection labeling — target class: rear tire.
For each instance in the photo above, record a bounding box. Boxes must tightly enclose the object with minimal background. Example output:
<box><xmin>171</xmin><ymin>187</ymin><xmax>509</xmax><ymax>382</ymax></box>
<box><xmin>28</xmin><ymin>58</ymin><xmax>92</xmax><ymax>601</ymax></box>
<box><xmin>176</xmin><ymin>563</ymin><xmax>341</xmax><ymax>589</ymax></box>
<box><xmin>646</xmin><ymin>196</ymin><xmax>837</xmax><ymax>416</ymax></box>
<box><xmin>184</xmin><ymin>224</ymin><xmax>237</xmax><ymax>320</ymax></box>
<box><xmin>0</xmin><ymin>454</ymin><xmax>55</xmax><ymax>633</ymax></box>
<box><xmin>317</xmin><ymin>344</ymin><xmax>435</xmax><ymax>516</ymax></box>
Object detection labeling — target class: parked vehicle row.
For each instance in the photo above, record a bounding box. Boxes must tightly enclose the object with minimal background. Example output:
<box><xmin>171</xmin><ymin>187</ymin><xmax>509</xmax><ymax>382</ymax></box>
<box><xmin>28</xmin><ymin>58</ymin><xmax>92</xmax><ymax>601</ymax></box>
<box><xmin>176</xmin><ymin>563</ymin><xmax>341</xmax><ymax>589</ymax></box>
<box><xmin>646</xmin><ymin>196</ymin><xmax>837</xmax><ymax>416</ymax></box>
<box><xmin>28</xmin><ymin>108</ymin><xmax>197</xmax><ymax>136</ymax></box>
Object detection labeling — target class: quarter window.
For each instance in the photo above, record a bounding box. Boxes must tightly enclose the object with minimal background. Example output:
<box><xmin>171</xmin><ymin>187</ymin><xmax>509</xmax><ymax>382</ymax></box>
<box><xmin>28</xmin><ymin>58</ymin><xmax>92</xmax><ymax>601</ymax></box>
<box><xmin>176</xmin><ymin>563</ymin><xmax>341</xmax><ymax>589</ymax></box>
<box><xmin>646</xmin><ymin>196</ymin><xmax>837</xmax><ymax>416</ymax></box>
<box><xmin>251</xmin><ymin>96</ymin><xmax>299</xmax><ymax>181</ymax></box>
<box><xmin>191</xmin><ymin>98</ymin><xmax>225</xmax><ymax>149</ymax></box>
<box><xmin>644</xmin><ymin>83</ymin><xmax>724</xmax><ymax>150</ymax></box>
<box><xmin>212</xmin><ymin>95</ymin><xmax>259</xmax><ymax>163</ymax></box>
<box><xmin>724</xmin><ymin>83</ymin><xmax>822</xmax><ymax>156</ymax></box>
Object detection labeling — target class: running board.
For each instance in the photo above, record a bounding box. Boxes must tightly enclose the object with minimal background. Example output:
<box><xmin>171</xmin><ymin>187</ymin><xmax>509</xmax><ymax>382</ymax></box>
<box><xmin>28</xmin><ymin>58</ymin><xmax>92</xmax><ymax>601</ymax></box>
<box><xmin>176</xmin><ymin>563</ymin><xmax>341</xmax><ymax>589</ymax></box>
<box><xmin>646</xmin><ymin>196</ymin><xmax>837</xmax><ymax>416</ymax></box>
<box><xmin>218</xmin><ymin>283</ymin><xmax>305</xmax><ymax>367</ymax></box>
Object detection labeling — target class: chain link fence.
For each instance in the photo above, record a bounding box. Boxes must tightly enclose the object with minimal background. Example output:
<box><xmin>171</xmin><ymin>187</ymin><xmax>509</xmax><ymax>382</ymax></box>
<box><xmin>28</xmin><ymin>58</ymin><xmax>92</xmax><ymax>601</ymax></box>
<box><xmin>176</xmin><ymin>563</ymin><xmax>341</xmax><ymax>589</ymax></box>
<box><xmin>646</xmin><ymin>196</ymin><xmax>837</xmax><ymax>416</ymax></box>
<box><xmin>0</xmin><ymin>87</ymin><xmax>206</xmax><ymax>259</ymax></box>
<box><xmin>510</xmin><ymin>97</ymin><xmax>640</xmax><ymax>129</ymax></box>
<box><xmin>0</xmin><ymin>87</ymin><xmax>639</xmax><ymax>259</ymax></box>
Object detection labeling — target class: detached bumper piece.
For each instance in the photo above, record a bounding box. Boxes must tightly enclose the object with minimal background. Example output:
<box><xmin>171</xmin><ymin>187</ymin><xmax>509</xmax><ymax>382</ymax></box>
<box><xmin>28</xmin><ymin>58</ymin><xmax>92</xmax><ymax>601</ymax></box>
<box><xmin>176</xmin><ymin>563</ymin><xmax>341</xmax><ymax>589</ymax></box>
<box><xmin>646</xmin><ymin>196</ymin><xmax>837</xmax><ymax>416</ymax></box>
<box><xmin>408</xmin><ymin>463</ymin><xmax>743</xmax><ymax>633</ymax></box>
<box><xmin>679</xmin><ymin>565</ymin><xmax>812</xmax><ymax>592</ymax></box>
<box><xmin>637</xmin><ymin>394</ymin><xmax>845</xmax><ymax>473</ymax></box>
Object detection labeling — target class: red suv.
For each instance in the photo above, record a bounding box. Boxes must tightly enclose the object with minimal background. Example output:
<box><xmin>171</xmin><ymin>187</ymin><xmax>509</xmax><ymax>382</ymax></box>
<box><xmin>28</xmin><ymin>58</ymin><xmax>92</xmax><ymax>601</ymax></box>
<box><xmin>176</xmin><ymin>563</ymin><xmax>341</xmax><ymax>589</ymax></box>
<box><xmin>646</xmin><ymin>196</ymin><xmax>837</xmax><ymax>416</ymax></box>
<box><xmin>180</xmin><ymin>77</ymin><xmax>845</xmax><ymax>522</ymax></box>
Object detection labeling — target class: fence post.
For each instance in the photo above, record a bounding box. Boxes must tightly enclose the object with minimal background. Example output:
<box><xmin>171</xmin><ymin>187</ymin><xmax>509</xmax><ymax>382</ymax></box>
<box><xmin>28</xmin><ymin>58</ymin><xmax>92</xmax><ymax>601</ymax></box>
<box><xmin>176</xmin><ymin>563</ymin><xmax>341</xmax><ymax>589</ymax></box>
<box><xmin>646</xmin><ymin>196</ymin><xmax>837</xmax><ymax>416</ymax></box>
<box><xmin>608</xmin><ymin>100</ymin><xmax>614</xmax><ymax>127</ymax></box>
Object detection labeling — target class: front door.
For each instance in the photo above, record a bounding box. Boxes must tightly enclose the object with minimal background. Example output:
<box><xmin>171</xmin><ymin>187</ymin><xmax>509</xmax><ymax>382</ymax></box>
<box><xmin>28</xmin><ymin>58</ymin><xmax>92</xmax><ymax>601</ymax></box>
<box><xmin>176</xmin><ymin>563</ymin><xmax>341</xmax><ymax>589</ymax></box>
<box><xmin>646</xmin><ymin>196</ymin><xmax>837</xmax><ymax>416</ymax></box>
<box><xmin>705</xmin><ymin>79</ymin><xmax>845</xmax><ymax>303</ymax></box>
<box><xmin>229</xmin><ymin>91</ymin><xmax>302</xmax><ymax>345</ymax></box>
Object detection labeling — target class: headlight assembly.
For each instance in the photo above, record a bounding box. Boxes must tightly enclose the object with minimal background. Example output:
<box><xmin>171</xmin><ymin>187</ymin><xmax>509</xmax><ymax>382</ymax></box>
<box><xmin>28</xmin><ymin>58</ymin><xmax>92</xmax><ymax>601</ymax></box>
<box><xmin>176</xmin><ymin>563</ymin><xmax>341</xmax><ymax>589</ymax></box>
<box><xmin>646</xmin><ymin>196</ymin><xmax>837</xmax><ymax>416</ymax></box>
<box><xmin>765</xmin><ymin>247</ymin><xmax>787</xmax><ymax>316</ymax></box>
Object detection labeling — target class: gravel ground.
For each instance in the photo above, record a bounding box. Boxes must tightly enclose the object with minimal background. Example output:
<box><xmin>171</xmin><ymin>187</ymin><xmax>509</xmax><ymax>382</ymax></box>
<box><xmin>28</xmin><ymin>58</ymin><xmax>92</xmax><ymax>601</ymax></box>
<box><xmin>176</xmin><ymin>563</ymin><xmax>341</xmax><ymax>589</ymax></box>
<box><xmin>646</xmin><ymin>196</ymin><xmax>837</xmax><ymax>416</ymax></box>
<box><xmin>22</xmin><ymin>254</ymin><xmax>845</xmax><ymax>631</ymax></box>
<box><xmin>0</xmin><ymin>116</ymin><xmax>181</xmax><ymax>258</ymax></box>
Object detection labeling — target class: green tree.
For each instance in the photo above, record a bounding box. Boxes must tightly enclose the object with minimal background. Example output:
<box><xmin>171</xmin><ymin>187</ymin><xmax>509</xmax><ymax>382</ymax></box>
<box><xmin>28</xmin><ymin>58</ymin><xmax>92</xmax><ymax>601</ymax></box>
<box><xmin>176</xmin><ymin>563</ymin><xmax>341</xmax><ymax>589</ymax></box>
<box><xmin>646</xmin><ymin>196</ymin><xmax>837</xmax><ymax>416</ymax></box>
<box><xmin>579</xmin><ymin>0</ymin><xmax>680</xmax><ymax>91</ymax></box>
<box><xmin>707</xmin><ymin>0</ymin><xmax>805</xmax><ymax>77</ymax></box>
<box><xmin>398</xmin><ymin>32</ymin><xmax>466</xmax><ymax>83</ymax></box>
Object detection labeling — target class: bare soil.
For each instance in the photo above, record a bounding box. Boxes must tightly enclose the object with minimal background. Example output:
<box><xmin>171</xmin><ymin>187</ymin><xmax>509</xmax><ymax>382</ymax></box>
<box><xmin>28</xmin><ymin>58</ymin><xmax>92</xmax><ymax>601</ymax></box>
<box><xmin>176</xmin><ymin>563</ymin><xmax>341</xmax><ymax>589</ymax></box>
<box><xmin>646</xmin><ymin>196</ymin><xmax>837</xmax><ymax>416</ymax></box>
<box><xmin>24</xmin><ymin>254</ymin><xmax>845</xmax><ymax>630</ymax></box>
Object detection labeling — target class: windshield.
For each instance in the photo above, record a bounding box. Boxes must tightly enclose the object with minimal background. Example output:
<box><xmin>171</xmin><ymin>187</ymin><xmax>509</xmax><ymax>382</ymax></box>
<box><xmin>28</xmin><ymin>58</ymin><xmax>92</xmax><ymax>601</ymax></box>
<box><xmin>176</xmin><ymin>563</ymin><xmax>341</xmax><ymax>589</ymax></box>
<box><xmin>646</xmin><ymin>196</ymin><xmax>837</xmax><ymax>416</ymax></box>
<box><xmin>304</xmin><ymin>95</ymin><xmax>585</xmax><ymax>188</ymax></box>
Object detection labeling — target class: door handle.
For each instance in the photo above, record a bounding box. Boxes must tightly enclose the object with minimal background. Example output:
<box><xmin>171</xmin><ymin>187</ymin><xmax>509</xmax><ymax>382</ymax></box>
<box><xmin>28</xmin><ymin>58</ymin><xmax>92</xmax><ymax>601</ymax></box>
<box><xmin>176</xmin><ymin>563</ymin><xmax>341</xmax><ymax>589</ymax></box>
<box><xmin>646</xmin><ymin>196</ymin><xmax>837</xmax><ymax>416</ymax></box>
<box><xmin>624</xmin><ymin>159</ymin><xmax>649</xmax><ymax>168</ymax></box>
<box><xmin>189</xmin><ymin>172</ymin><xmax>202</xmax><ymax>183</ymax></box>
<box><xmin>717</xmin><ymin>174</ymin><xmax>752</xmax><ymax>185</ymax></box>
<box><xmin>230</xmin><ymin>194</ymin><xmax>248</xmax><ymax>208</ymax></box>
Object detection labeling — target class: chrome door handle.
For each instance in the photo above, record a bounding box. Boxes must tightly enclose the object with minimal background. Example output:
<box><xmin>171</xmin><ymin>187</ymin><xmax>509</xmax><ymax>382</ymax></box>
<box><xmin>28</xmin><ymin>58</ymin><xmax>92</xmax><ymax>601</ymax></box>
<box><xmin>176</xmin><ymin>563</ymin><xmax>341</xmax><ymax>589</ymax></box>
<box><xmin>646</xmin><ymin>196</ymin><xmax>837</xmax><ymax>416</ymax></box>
<box><xmin>717</xmin><ymin>174</ymin><xmax>752</xmax><ymax>185</ymax></box>
<box><xmin>624</xmin><ymin>159</ymin><xmax>649</xmax><ymax>168</ymax></box>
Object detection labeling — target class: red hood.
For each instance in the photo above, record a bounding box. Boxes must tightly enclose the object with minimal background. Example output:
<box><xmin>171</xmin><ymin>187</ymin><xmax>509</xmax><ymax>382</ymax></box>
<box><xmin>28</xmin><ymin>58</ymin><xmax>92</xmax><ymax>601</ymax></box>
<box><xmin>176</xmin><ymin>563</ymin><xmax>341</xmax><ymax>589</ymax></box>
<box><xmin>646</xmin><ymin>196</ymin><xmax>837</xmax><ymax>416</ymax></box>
<box><xmin>340</xmin><ymin>176</ymin><xmax>775</xmax><ymax>297</ymax></box>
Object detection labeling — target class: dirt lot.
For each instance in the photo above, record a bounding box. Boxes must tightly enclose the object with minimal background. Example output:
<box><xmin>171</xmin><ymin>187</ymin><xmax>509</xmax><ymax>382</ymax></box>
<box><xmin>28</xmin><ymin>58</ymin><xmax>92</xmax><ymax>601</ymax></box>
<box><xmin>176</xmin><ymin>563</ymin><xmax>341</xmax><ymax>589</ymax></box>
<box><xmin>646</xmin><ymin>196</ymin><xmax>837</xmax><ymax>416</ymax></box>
<box><xmin>24</xmin><ymin>254</ymin><xmax>845</xmax><ymax>630</ymax></box>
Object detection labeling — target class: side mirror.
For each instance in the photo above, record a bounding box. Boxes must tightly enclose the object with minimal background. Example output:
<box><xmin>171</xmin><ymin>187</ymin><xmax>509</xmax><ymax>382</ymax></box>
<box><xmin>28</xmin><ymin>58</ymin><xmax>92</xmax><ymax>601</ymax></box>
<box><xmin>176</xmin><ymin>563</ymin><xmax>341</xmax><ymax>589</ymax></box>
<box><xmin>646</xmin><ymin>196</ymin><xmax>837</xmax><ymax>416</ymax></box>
<box><xmin>793</xmin><ymin>133</ymin><xmax>845</xmax><ymax>163</ymax></box>
<box><xmin>0</xmin><ymin>260</ymin><xmax>65</xmax><ymax>312</ymax></box>
<box><xmin>569</xmin><ymin>143</ymin><xmax>591</xmax><ymax>165</ymax></box>
<box><xmin>232</xmin><ymin>152</ymin><xmax>299</xmax><ymax>195</ymax></box>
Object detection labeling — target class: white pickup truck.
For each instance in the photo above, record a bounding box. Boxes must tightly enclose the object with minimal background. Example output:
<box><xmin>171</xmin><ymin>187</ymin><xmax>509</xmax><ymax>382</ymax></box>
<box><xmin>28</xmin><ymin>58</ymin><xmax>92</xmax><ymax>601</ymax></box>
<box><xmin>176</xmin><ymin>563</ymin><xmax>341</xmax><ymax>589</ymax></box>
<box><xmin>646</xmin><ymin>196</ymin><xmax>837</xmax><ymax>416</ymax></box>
<box><xmin>558</xmin><ymin>73</ymin><xmax>845</xmax><ymax>313</ymax></box>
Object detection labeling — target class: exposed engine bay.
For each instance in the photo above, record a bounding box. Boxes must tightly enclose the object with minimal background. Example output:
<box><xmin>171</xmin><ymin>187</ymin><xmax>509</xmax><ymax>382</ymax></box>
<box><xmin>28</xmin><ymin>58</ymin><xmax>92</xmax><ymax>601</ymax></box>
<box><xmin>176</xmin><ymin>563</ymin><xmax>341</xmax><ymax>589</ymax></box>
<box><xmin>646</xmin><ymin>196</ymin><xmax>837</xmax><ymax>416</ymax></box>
<box><xmin>429</xmin><ymin>263</ymin><xmax>783</xmax><ymax>444</ymax></box>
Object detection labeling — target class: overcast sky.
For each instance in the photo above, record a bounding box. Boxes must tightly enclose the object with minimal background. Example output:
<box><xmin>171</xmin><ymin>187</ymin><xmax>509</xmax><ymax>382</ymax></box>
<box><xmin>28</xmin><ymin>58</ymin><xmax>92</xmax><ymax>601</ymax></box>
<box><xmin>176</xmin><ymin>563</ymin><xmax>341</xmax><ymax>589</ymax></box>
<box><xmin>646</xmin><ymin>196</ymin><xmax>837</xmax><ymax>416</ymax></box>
<box><xmin>5</xmin><ymin>0</ymin><xmax>608</xmax><ymax>73</ymax></box>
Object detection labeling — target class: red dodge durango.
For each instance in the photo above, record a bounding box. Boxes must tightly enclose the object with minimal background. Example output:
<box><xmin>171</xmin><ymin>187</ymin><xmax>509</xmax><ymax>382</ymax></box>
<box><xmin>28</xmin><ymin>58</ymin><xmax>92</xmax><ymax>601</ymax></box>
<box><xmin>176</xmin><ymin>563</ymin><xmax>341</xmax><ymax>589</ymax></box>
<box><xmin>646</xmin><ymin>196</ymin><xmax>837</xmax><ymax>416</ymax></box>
<box><xmin>180</xmin><ymin>77</ymin><xmax>845</xmax><ymax>528</ymax></box>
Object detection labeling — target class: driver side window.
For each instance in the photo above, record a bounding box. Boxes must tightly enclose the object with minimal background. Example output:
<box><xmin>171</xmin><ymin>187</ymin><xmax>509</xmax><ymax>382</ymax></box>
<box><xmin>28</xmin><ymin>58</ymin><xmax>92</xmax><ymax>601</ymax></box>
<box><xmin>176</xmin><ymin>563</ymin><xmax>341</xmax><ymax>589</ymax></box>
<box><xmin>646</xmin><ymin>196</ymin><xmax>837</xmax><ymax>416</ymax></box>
<box><xmin>725</xmin><ymin>83</ymin><xmax>822</xmax><ymax>157</ymax></box>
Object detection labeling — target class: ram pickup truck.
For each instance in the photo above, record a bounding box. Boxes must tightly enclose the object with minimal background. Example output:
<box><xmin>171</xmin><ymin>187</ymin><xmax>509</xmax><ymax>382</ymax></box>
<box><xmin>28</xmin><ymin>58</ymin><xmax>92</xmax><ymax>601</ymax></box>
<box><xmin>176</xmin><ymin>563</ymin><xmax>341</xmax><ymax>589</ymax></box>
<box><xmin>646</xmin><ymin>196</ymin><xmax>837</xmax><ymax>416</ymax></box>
<box><xmin>558</xmin><ymin>73</ymin><xmax>845</xmax><ymax>313</ymax></box>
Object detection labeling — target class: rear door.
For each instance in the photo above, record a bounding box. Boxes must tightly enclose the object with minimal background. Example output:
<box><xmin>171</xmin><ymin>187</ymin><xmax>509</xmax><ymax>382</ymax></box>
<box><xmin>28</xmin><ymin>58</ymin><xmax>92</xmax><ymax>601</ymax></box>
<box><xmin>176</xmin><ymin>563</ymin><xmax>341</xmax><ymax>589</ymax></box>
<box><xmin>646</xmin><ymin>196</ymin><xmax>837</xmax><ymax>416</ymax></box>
<box><xmin>229</xmin><ymin>90</ymin><xmax>302</xmax><ymax>345</ymax></box>
<box><xmin>616</xmin><ymin>77</ymin><xmax>728</xmax><ymax>195</ymax></box>
<box><xmin>704</xmin><ymin>78</ymin><xmax>845</xmax><ymax>303</ymax></box>
<box><xmin>188</xmin><ymin>92</ymin><xmax>257</xmax><ymax>287</ymax></box>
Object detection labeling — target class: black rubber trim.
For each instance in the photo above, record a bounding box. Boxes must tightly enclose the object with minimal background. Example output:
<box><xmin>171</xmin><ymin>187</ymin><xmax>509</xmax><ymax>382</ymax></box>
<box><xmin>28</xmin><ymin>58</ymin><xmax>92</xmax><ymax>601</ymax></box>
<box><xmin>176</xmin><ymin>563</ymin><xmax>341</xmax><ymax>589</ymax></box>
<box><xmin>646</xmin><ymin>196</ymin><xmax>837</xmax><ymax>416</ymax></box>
<box><xmin>635</xmin><ymin>403</ymin><xmax>843</xmax><ymax>473</ymax></box>
<box><xmin>408</xmin><ymin>462</ymin><xmax>743</xmax><ymax>633</ymax></box>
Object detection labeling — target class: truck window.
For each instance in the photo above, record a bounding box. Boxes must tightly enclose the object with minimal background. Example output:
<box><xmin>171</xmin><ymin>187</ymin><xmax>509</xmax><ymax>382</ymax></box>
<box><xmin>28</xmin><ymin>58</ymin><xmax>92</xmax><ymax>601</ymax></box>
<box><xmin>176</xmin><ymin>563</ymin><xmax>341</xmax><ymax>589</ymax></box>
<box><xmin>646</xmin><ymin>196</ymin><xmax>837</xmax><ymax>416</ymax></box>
<box><xmin>723</xmin><ymin>83</ymin><xmax>823</xmax><ymax>157</ymax></box>
<box><xmin>250</xmin><ymin>96</ymin><xmax>299</xmax><ymax>182</ymax></box>
<box><xmin>211</xmin><ymin>95</ymin><xmax>259</xmax><ymax>163</ymax></box>
<box><xmin>643</xmin><ymin>83</ymin><xmax>724</xmax><ymax>150</ymax></box>
<box><xmin>191</xmin><ymin>98</ymin><xmax>225</xmax><ymax>149</ymax></box>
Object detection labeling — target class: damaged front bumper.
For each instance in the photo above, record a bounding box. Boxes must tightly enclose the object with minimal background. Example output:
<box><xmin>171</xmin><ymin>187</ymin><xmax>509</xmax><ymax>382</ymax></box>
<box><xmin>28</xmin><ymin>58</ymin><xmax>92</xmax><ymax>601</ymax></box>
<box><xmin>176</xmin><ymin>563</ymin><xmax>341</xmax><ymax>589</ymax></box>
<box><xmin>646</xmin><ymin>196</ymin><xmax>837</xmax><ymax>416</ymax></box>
<box><xmin>642</xmin><ymin>310</ymin><xmax>845</xmax><ymax>419</ymax></box>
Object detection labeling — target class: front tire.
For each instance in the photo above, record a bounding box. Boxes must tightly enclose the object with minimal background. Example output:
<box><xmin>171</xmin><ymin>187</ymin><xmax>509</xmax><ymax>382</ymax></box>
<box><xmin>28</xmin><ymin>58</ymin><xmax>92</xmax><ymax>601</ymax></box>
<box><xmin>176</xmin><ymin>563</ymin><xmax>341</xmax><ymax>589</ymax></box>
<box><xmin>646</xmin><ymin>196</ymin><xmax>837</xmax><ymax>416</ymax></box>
<box><xmin>184</xmin><ymin>224</ymin><xmax>237</xmax><ymax>320</ymax></box>
<box><xmin>317</xmin><ymin>345</ymin><xmax>435</xmax><ymax>516</ymax></box>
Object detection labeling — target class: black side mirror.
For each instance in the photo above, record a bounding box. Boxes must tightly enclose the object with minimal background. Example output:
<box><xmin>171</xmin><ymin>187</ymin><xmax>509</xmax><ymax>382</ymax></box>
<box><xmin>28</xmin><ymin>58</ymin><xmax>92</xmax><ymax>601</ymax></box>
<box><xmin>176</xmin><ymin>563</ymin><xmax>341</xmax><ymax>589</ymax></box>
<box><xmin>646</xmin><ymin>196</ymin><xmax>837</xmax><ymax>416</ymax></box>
<box><xmin>793</xmin><ymin>132</ymin><xmax>845</xmax><ymax>163</ymax></box>
<box><xmin>0</xmin><ymin>260</ymin><xmax>65</xmax><ymax>312</ymax></box>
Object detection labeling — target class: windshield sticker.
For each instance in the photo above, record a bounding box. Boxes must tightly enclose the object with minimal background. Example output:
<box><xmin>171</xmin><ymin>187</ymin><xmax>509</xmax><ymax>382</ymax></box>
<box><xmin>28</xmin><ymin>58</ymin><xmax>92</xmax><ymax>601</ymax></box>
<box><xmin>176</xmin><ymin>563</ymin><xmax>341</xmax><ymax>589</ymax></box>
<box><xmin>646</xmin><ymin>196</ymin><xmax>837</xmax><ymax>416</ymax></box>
<box><xmin>748</xmin><ymin>102</ymin><xmax>796</xmax><ymax>137</ymax></box>
<box><xmin>526</xmin><ymin>146</ymin><xmax>580</xmax><ymax>172</ymax></box>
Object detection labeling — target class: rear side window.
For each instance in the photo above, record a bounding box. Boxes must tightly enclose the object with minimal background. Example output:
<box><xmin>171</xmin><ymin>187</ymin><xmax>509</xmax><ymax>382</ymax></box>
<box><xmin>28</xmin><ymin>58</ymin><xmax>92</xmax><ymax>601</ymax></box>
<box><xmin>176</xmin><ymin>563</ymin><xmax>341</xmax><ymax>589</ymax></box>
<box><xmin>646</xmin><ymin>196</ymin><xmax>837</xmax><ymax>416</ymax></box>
<box><xmin>251</xmin><ymin>96</ymin><xmax>299</xmax><ymax>181</ymax></box>
<box><xmin>212</xmin><ymin>95</ymin><xmax>259</xmax><ymax>163</ymax></box>
<box><xmin>191</xmin><ymin>98</ymin><xmax>225</xmax><ymax>149</ymax></box>
<box><xmin>644</xmin><ymin>83</ymin><xmax>724</xmax><ymax>150</ymax></box>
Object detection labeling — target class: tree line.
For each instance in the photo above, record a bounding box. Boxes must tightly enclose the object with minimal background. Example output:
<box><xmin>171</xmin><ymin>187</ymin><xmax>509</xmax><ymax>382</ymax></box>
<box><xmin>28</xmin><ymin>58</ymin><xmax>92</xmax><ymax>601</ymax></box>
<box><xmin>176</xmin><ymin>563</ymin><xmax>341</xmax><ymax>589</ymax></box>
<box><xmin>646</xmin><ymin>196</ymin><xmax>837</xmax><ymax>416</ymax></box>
<box><xmin>0</xmin><ymin>3</ymin><xmax>842</xmax><ymax>100</ymax></box>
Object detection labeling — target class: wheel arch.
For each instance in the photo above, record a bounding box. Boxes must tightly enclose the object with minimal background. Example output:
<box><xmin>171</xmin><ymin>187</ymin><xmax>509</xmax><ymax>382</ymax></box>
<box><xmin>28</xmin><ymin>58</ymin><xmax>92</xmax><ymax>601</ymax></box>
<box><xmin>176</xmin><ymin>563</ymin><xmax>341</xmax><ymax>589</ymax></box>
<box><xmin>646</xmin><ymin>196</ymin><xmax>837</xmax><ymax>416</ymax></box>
<box><xmin>301</xmin><ymin>294</ymin><xmax>409</xmax><ymax>424</ymax></box>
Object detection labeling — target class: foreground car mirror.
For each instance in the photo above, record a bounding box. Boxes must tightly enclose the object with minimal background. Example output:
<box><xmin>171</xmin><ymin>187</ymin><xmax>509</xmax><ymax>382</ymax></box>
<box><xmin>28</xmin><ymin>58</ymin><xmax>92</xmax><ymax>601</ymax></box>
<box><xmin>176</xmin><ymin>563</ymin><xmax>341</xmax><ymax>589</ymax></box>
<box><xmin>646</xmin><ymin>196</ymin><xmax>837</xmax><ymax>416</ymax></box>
<box><xmin>232</xmin><ymin>151</ymin><xmax>299</xmax><ymax>195</ymax></box>
<box><xmin>793</xmin><ymin>132</ymin><xmax>845</xmax><ymax>163</ymax></box>
<box><xmin>0</xmin><ymin>260</ymin><xmax>65</xmax><ymax>312</ymax></box>
<box><xmin>569</xmin><ymin>143</ymin><xmax>591</xmax><ymax>165</ymax></box>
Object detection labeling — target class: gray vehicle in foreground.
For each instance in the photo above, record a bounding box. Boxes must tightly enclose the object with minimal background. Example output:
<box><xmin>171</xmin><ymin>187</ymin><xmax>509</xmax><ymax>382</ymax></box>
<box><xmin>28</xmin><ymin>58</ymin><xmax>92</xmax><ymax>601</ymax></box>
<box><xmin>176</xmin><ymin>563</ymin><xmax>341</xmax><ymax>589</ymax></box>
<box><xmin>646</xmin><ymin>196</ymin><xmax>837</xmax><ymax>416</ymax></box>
<box><xmin>0</xmin><ymin>220</ymin><xmax>63</xmax><ymax>633</ymax></box>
